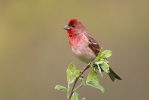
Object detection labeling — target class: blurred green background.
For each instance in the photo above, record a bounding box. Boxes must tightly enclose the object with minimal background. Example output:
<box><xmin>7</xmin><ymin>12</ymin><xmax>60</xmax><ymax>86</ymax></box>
<box><xmin>0</xmin><ymin>0</ymin><xmax>149</xmax><ymax>100</ymax></box>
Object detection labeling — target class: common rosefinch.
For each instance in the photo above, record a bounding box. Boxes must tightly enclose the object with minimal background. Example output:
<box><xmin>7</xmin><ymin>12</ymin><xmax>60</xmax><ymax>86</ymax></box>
<box><xmin>64</xmin><ymin>18</ymin><xmax>121</xmax><ymax>81</ymax></box>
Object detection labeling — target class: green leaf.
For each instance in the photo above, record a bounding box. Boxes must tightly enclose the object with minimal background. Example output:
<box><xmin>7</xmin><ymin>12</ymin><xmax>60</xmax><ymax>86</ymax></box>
<box><xmin>67</xmin><ymin>63</ymin><xmax>76</xmax><ymax>72</ymax></box>
<box><xmin>94</xmin><ymin>50</ymin><xmax>112</xmax><ymax>62</ymax></box>
<box><xmin>86</xmin><ymin>70</ymin><xmax>100</xmax><ymax>84</ymax></box>
<box><xmin>87</xmin><ymin>81</ymin><xmax>105</xmax><ymax>93</ymax></box>
<box><xmin>94</xmin><ymin>59</ymin><xmax>104</xmax><ymax>65</ymax></box>
<box><xmin>94</xmin><ymin>49</ymin><xmax>103</xmax><ymax>62</ymax></box>
<box><xmin>70</xmin><ymin>92</ymin><xmax>78</xmax><ymax>100</ymax></box>
<box><xmin>101</xmin><ymin>50</ymin><xmax>112</xmax><ymax>59</ymax></box>
<box><xmin>74</xmin><ymin>70</ymin><xmax>80</xmax><ymax>77</ymax></box>
<box><xmin>86</xmin><ymin>70</ymin><xmax>105</xmax><ymax>93</ymax></box>
<box><xmin>55</xmin><ymin>85</ymin><xmax>67</xmax><ymax>91</ymax></box>
<box><xmin>67</xmin><ymin>63</ymin><xmax>78</xmax><ymax>84</ymax></box>
<box><xmin>100</xmin><ymin>62</ymin><xmax>110</xmax><ymax>73</ymax></box>
<box><xmin>80</xmin><ymin>78</ymin><xmax>86</xmax><ymax>85</ymax></box>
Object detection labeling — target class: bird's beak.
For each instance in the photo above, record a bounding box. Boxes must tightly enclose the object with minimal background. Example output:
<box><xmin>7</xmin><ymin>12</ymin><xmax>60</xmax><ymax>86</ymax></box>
<box><xmin>63</xmin><ymin>25</ymin><xmax>70</xmax><ymax>30</ymax></box>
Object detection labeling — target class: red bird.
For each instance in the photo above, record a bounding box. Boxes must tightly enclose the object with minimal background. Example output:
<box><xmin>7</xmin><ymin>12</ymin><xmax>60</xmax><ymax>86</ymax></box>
<box><xmin>64</xmin><ymin>18</ymin><xmax>121</xmax><ymax>81</ymax></box>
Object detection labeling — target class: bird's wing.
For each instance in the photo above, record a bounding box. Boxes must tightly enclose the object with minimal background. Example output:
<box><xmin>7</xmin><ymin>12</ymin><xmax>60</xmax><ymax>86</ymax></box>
<box><xmin>85</xmin><ymin>33</ymin><xmax>101</xmax><ymax>56</ymax></box>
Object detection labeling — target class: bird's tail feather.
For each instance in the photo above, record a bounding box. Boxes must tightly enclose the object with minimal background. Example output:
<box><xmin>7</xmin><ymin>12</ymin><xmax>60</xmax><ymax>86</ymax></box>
<box><xmin>108</xmin><ymin>67</ymin><xmax>122</xmax><ymax>82</ymax></box>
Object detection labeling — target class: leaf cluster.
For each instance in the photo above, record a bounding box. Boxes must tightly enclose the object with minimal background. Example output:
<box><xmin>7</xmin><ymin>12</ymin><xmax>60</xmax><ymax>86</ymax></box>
<box><xmin>55</xmin><ymin>50</ymin><xmax>112</xmax><ymax>100</ymax></box>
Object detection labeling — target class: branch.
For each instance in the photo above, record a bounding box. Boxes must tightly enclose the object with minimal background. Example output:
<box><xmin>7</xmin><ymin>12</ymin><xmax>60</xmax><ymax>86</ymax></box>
<box><xmin>68</xmin><ymin>64</ymin><xmax>90</xmax><ymax>100</ymax></box>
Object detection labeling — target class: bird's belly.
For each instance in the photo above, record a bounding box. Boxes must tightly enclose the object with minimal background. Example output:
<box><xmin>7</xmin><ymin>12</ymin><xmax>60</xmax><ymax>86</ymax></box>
<box><xmin>71</xmin><ymin>43</ymin><xmax>96</xmax><ymax>64</ymax></box>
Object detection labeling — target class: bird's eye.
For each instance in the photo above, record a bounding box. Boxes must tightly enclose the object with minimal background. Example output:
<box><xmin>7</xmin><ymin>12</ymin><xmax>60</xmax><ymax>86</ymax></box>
<box><xmin>71</xmin><ymin>25</ymin><xmax>75</xmax><ymax>28</ymax></box>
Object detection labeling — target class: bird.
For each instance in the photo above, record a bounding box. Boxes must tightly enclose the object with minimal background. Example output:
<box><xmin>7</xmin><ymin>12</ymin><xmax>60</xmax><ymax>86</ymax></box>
<box><xmin>63</xmin><ymin>18</ymin><xmax>121</xmax><ymax>82</ymax></box>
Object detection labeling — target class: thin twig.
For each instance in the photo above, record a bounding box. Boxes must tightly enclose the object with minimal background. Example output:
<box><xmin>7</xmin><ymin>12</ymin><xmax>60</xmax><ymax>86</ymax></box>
<box><xmin>68</xmin><ymin>64</ymin><xmax>90</xmax><ymax>100</ymax></box>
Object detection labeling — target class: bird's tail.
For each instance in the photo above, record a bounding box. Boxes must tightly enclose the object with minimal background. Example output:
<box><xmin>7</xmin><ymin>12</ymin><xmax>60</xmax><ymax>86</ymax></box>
<box><xmin>108</xmin><ymin>67</ymin><xmax>122</xmax><ymax>82</ymax></box>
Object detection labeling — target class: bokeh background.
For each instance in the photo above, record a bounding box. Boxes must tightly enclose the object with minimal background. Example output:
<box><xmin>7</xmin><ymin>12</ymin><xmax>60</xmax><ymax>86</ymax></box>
<box><xmin>0</xmin><ymin>0</ymin><xmax>149</xmax><ymax>100</ymax></box>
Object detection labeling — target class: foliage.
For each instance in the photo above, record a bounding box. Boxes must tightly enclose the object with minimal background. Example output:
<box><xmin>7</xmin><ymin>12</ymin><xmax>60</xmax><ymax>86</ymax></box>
<box><xmin>55</xmin><ymin>50</ymin><xmax>112</xmax><ymax>100</ymax></box>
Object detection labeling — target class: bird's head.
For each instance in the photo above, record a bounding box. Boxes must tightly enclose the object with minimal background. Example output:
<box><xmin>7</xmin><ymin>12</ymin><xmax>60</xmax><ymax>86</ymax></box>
<box><xmin>64</xmin><ymin>18</ymin><xmax>86</xmax><ymax>36</ymax></box>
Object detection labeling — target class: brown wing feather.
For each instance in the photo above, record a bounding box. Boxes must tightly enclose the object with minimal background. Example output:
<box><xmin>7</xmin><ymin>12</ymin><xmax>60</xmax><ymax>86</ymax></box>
<box><xmin>86</xmin><ymin>33</ymin><xmax>122</xmax><ymax>81</ymax></box>
<box><xmin>86</xmin><ymin>33</ymin><xmax>101</xmax><ymax>56</ymax></box>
